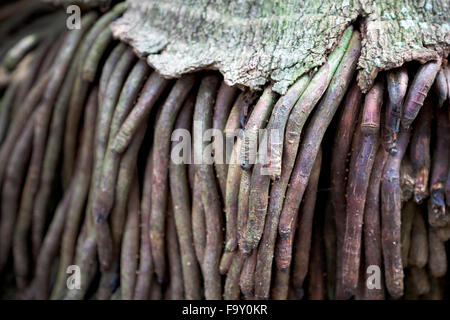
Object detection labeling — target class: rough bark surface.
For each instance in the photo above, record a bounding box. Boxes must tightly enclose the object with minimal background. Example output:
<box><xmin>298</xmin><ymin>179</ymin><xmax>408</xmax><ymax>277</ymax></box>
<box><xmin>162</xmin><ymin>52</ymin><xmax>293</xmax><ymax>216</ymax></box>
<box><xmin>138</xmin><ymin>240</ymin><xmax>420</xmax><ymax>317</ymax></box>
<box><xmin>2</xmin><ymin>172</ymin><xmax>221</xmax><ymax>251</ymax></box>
<box><xmin>110</xmin><ymin>0</ymin><xmax>449</xmax><ymax>94</ymax></box>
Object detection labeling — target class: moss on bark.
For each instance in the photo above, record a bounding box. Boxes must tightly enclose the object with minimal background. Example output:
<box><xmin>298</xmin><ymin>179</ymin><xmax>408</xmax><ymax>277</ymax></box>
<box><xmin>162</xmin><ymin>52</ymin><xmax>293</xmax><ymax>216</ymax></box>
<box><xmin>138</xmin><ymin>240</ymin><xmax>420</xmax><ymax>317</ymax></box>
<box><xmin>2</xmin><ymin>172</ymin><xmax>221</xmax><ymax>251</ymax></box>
<box><xmin>51</xmin><ymin>0</ymin><xmax>449</xmax><ymax>93</ymax></box>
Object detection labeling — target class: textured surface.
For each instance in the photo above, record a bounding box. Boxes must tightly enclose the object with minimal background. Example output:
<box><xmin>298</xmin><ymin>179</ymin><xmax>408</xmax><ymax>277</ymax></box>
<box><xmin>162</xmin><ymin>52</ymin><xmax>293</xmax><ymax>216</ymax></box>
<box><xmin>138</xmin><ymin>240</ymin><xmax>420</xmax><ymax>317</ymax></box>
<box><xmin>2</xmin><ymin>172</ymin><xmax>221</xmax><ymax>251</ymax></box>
<box><xmin>359</xmin><ymin>0</ymin><xmax>450</xmax><ymax>91</ymax></box>
<box><xmin>110</xmin><ymin>0</ymin><xmax>449</xmax><ymax>93</ymax></box>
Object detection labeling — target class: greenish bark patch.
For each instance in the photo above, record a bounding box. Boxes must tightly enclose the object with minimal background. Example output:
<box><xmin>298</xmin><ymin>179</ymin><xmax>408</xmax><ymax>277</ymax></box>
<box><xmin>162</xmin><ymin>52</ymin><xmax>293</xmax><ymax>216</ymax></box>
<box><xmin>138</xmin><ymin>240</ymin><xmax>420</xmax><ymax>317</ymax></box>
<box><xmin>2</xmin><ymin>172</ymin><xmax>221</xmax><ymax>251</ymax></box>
<box><xmin>109</xmin><ymin>0</ymin><xmax>449</xmax><ymax>93</ymax></box>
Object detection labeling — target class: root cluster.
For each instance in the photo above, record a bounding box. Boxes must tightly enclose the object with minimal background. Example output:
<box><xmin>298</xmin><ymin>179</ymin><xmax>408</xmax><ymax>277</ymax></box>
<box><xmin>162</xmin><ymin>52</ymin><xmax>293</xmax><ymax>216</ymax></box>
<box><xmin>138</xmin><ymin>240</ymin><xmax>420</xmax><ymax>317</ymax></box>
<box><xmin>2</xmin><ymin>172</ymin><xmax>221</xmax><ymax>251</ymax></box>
<box><xmin>0</xmin><ymin>2</ymin><xmax>449</xmax><ymax>300</ymax></box>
